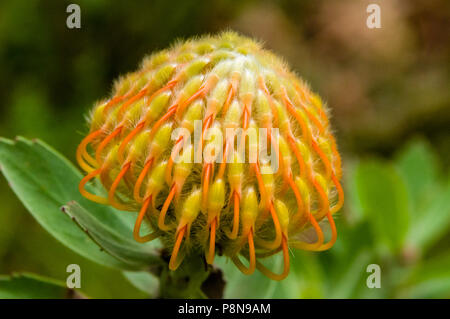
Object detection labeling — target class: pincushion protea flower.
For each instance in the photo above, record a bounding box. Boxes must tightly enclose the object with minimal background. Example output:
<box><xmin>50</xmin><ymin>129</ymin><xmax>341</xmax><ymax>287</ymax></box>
<box><xmin>76</xmin><ymin>32</ymin><xmax>343</xmax><ymax>280</ymax></box>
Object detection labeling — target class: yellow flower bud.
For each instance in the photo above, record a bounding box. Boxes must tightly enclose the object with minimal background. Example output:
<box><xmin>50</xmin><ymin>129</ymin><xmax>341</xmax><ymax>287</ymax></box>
<box><xmin>77</xmin><ymin>32</ymin><xmax>344</xmax><ymax>280</ymax></box>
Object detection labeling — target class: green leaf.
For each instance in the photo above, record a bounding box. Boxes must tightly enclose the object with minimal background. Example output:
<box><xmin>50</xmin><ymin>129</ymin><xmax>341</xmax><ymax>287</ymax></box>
<box><xmin>395</xmin><ymin>139</ymin><xmax>439</xmax><ymax>212</ymax></box>
<box><xmin>407</xmin><ymin>181</ymin><xmax>450</xmax><ymax>250</ymax></box>
<box><xmin>328</xmin><ymin>251</ymin><xmax>372</xmax><ymax>298</ymax></box>
<box><xmin>122</xmin><ymin>271</ymin><xmax>159</xmax><ymax>297</ymax></box>
<box><xmin>0</xmin><ymin>273</ymin><xmax>79</xmax><ymax>299</ymax></box>
<box><xmin>342</xmin><ymin>161</ymin><xmax>366</xmax><ymax>223</ymax></box>
<box><xmin>62</xmin><ymin>201</ymin><xmax>161</xmax><ymax>269</ymax></box>
<box><xmin>354</xmin><ymin>159</ymin><xmax>410</xmax><ymax>253</ymax></box>
<box><xmin>0</xmin><ymin>137</ymin><xmax>160</xmax><ymax>270</ymax></box>
<box><xmin>399</xmin><ymin>252</ymin><xmax>450</xmax><ymax>298</ymax></box>
<box><xmin>405</xmin><ymin>277</ymin><xmax>450</xmax><ymax>299</ymax></box>
<box><xmin>395</xmin><ymin>140</ymin><xmax>450</xmax><ymax>251</ymax></box>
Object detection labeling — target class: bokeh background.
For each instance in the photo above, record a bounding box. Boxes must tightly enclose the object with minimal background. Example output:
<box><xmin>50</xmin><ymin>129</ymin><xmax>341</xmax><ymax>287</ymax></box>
<box><xmin>0</xmin><ymin>0</ymin><xmax>449</xmax><ymax>298</ymax></box>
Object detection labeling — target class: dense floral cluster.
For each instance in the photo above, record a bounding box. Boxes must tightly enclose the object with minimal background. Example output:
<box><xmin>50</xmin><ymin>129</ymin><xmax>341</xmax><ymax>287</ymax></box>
<box><xmin>77</xmin><ymin>32</ymin><xmax>343</xmax><ymax>280</ymax></box>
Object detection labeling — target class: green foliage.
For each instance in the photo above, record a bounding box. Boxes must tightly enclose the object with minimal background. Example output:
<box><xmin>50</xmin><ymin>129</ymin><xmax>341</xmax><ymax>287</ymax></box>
<box><xmin>400</xmin><ymin>252</ymin><xmax>450</xmax><ymax>298</ymax></box>
<box><xmin>0</xmin><ymin>137</ymin><xmax>160</xmax><ymax>271</ymax></box>
<box><xmin>395</xmin><ymin>140</ymin><xmax>439</xmax><ymax>211</ymax></box>
<box><xmin>122</xmin><ymin>271</ymin><xmax>159</xmax><ymax>297</ymax></box>
<box><xmin>395</xmin><ymin>140</ymin><xmax>450</xmax><ymax>251</ymax></box>
<box><xmin>0</xmin><ymin>0</ymin><xmax>448</xmax><ymax>299</ymax></box>
<box><xmin>0</xmin><ymin>137</ymin><xmax>218</xmax><ymax>298</ymax></box>
<box><xmin>159</xmin><ymin>254</ymin><xmax>212</xmax><ymax>299</ymax></box>
<box><xmin>1</xmin><ymin>136</ymin><xmax>449</xmax><ymax>298</ymax></box>
<box><xmin>216</xmin><ymin>256</ymin><xmax>281</xmax><ymax>298</ymax></box>
<box><xmin>348</xmin><ymin>139</ymin><xmax>450</xmax><ymax>298</ymax></box>
<box><xmin>63</xmin><ymin>202</ymin><xmax>161</xmax><ymax>269</ymax></box>
<box><xmin>0</xmin><ymin>273</ymin><xmax>78</xmax><ymax>299</ymax></box>
<box><xmin>355</xmin><ymin>159</ymin><xmax>410</xmax><ymax>253</ymax></box>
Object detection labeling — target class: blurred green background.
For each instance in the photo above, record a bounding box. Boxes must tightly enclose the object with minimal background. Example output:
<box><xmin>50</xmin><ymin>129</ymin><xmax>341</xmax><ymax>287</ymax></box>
<box><xmin>0</xmin><ymin>0</ymin><xmax>449</xmax><ymax>298</ymax></box>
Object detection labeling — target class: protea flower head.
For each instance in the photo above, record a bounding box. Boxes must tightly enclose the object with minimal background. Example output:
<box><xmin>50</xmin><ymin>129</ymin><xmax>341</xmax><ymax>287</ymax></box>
<box><xmin>76</xmin><ymin>32</ymin><xmax>344</xmax><ymax>280</ymax></box>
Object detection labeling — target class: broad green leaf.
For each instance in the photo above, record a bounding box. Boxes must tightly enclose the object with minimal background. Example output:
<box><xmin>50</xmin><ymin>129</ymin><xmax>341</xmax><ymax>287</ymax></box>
<box><xmin>343</xmin><ymin>161</ymin><xmax>366</xmax><ymax>223</ymax></box>
<box><xmin>0</xmin><ymin>137</ymin><xmax>160</xmax><ymax>270</ymax></box>
<box><xmin>395</xmin><ymin>139</ymin><xmax>439</xmax><ymax>211</ymax></box>
<box><xmin>399</xmin><ymin>252</ymin><xmax>450</xmax><ymax>298</ymax></box>
<box><xmin>0</xmin><ymin>273</ymin><xmax>81</xmax><ymax>299</ymax></box>
<box><xmin>405</xmin><ymin>277</ymin><xmax>450</xmax><ymax>299</ymax></box>
<box><xmin>407</xmin><ymin>180</ymin><xmax>450</xmax><ymax>250</ymax></box>
<box><xmin>328</xmin><ymin>251</ymin><xmax>372</xmax><ymax>299</ymax></box>
<box><xmin>63</xmin><ymin>201</ymin><xmax>161</xmax><ymax>269</ymax></box>
<box><xmin>122</xmin><ymin>271</ymin><xmax>159</xmax><ymax>297</ymax></box>
<box><xmin>330</xmin><ymin>220</ymin><xmax>374</xmax><ymax>261</ymax></box>
<box><xmin>354</xmin><ymin>159</ymin><xmax>410</xmax><ymax>253</ymax></box>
